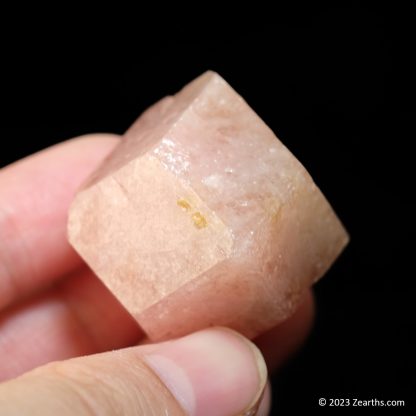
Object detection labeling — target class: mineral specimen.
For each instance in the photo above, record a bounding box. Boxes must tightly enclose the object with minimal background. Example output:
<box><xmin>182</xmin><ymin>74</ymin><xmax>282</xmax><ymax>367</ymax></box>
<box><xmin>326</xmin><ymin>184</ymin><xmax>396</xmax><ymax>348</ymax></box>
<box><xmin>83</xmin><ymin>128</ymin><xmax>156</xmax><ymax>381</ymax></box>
<box><xmin>68</xmin><ymin>71</ymin><xmax>349</xmax><ymax>341</ymax></box>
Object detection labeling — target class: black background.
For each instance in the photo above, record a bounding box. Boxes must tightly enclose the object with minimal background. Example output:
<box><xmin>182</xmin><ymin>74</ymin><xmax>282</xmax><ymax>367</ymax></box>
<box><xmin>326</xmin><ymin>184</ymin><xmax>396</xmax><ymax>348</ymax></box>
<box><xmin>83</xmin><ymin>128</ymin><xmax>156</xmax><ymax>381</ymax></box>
<box><xmin>1</xmin><ymin>5</ymin><xmax>414</xmax><ymax>413</ymax></box>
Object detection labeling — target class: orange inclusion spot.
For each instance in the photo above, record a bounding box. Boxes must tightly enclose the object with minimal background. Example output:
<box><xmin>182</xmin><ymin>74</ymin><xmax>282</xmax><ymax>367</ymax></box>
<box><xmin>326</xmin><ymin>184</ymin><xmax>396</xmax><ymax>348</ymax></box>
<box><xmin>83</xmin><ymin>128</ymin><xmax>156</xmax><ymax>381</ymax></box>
<box><xmin>177</xmin><ymin>198</ymin><xmax>191</xmax><ymax>211</ymax></box>
<box><xmin>192</xmin><ymin>212</ymin><xmax>208</xmax><ymax>229</ymax></box>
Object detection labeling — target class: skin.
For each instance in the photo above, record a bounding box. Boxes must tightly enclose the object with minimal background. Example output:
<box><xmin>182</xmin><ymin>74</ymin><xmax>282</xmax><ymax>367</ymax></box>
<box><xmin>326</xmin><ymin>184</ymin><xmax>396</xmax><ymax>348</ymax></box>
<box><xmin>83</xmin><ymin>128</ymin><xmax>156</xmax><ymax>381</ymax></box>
<box><xmin>0</xmin><ymin>134</ymin><xmax>314</xmax><ymax>415</ymax></box>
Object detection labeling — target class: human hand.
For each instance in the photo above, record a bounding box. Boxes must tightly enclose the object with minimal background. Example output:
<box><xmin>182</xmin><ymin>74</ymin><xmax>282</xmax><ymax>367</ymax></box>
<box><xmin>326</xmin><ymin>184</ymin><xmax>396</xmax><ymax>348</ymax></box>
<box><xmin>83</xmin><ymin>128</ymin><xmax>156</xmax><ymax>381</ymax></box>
<box><xmin>0</xmin><ymin>134</ymin><xmax>314</xmax><ymax>415</ymax></box>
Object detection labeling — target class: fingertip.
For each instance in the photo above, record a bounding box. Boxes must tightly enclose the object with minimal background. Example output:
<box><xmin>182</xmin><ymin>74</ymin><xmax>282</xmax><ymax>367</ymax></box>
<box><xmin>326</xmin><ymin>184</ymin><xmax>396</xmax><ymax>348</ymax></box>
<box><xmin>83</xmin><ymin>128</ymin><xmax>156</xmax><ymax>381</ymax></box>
<box><xmin>143</xmin><ymin>327</ymin><xmax>268</xmax><ymax>416</ymax></box>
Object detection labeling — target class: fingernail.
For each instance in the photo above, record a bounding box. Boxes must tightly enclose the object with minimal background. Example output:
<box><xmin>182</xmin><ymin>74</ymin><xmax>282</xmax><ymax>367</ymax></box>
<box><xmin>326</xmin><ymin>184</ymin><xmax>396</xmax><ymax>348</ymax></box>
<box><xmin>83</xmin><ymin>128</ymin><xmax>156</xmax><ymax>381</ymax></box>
<box><xmin>143</xmin><ymin>328</ymin><xmax>267</xmax><ymax>416</ymax></box>
<box><xmin>256</xmin><ymin>381</ymin><xmax>272</xmax><ymax>416</ymax></box>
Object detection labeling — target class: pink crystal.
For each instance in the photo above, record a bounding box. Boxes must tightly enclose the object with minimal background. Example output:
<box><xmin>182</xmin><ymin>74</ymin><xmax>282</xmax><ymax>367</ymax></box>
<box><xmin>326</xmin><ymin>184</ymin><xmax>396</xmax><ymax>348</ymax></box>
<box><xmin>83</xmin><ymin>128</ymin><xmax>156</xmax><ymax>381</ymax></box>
<box><xmin>68</xmin><ymin>71</ymin><xmax>349</xmax><ymax>341</ymax></box>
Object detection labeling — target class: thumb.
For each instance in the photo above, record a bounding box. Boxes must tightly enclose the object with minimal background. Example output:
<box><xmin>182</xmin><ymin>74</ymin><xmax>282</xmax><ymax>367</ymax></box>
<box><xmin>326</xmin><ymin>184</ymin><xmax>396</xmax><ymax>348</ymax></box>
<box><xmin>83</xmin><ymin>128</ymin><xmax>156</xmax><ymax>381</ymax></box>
<box><xmin>0</xmin><ymin>328</ymin><xmax>268</xmax><ymax>416</ymax></box>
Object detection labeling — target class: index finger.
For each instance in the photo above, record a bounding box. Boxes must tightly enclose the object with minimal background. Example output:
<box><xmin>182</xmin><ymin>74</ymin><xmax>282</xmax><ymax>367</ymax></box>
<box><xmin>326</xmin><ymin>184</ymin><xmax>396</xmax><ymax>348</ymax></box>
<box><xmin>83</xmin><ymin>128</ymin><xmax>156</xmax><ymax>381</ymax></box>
<box><xmin>0</xmin><ymin>134</ymin><xmax>119</xmax><ymax>310</ymax></box>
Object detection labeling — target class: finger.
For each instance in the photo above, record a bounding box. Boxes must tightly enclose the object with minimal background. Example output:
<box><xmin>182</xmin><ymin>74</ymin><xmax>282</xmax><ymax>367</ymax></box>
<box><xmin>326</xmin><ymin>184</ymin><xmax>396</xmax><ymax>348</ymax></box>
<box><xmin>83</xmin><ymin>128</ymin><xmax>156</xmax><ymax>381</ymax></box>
<box><xmin>0</xmin><ymin>267</ymin><xmax>142</xmax><ymax>382</ymax></box>
<box><xmin>0</xmin><ymin>134</ymin><xmax>120</xmax><ymax>310</ymax></box>
<box><xmin>0</xmin><ymin>328</ymin><xmax>267</xmax><ymax>416</ymax></box>
<box><xmin>254</xmin><ymin>289</ymin><xmax>315</xmax><ymax>373</ymax></box>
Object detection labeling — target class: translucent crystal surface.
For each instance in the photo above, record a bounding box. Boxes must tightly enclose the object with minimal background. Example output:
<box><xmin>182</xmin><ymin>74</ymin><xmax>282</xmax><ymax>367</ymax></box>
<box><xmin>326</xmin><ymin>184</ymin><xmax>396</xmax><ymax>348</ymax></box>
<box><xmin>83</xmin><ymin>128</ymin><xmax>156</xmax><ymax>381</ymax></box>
<box><xmin>68</xmin><ymin>71</ymin><xmax>349</xmax><ymax>341</ymax></box>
